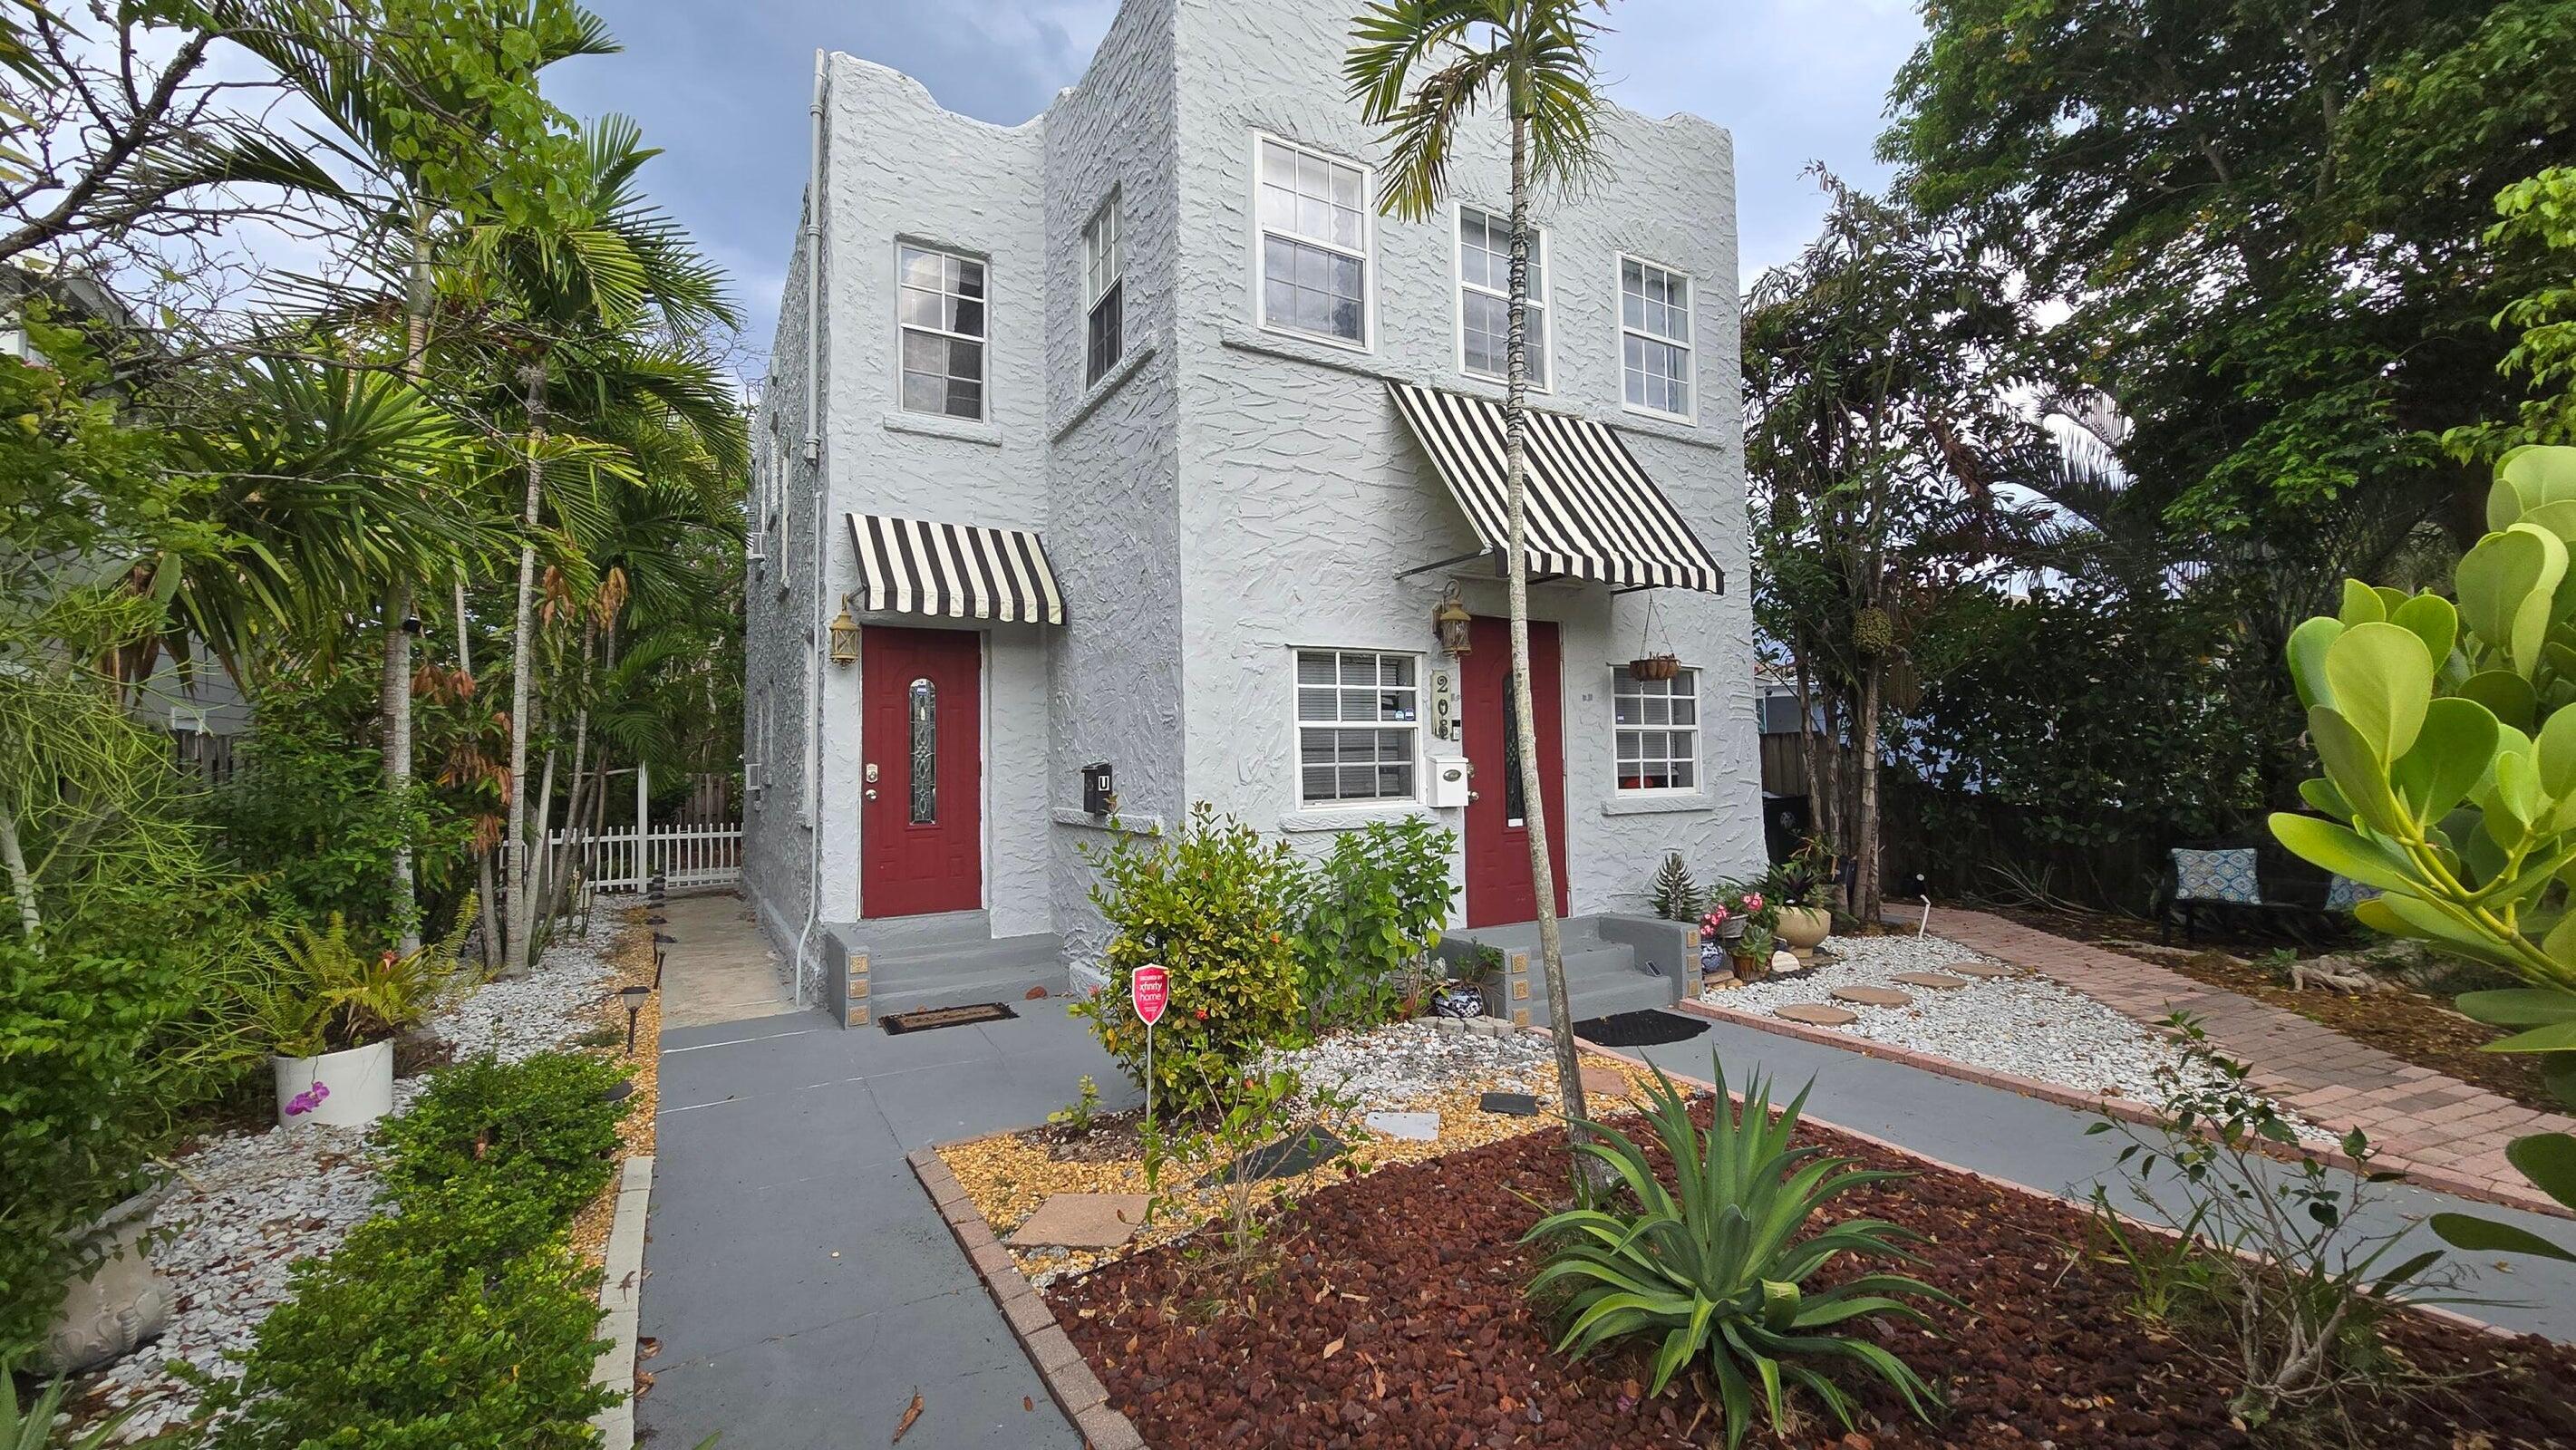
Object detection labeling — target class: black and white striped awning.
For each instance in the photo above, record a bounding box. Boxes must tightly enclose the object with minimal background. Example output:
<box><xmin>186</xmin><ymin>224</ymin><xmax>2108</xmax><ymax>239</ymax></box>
<box><xmin>1388</xmin><ymin>382</ymin><xmax>1723</xmax><ymax>594</ymax></box>
<box><xmin>846</xmin><ymin>513</ymin><xmax>1066</xmax><ymax>625</ymax></box>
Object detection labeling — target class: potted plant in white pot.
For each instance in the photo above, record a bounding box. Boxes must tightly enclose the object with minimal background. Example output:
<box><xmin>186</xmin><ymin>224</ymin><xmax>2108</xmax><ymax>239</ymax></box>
<box><xmin>255</xmin><ymin>916</ymin><xmax>453</xmax><ymax>1130</ymax></box>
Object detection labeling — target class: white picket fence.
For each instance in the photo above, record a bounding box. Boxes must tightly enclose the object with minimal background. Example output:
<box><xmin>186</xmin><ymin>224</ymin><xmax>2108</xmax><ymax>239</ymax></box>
<box><xmin>548</xmin><ymin>822</ymin><xmax>742</xmax><ymax>893</ymax></box>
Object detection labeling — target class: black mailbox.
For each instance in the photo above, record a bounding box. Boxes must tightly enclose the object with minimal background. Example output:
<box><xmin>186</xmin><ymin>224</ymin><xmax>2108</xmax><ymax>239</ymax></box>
<box><xmin>1080</xmin><ymin>761</ymin><xmax>1115</xmax><ymax>816</ymax></box>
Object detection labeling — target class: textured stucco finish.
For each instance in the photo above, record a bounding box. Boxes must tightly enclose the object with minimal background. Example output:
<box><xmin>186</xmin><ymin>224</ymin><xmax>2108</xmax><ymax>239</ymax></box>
<box><xmin>745</xmin><ymin>0</ymin><xmax>1759</xmax><ymax>988</ymax></box>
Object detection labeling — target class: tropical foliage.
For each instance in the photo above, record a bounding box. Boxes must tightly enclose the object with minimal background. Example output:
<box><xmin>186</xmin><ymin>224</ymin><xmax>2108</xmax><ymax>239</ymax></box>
<box><xmin>1525</xmin><ymin>1058</ymin><xmax>1951</xmax><ymax>1447</ymax></box>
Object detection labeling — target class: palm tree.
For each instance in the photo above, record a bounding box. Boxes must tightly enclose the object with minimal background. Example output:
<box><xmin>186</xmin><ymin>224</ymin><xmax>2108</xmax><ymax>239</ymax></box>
<box><xmin>456</xmin><ymin>116</ymin><xmax>741</xmax><ymax>972</ymax></box>
<box><xmin>1348</xmin><ymin>0</ymin><xmax>1611</xmax><ymax>1140</ymax></box>
<box><xmin>225</xmin><ymin>0</ymin><xmax>616</xmax><ymax>948</ymax></box>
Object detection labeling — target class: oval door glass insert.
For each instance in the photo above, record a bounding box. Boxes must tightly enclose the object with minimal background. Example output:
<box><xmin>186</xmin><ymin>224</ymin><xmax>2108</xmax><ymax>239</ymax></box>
<box><xmin>907</xmin><ymin>678</ymin><xmax>937</xmax><ymax>823</ymax></box>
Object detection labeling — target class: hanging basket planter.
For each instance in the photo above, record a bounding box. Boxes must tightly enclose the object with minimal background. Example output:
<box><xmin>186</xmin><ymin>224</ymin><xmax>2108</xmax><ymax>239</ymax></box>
<box><xmin>1628</xmin><ymin>652</ymin><xmax>1680</xmax><ymax>682</ymax></box>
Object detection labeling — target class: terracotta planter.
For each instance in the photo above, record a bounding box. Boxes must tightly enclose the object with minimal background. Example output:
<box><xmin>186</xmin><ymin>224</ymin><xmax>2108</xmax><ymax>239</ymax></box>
<box><xmin>37</xmin><ymin>1180</ymin><xmax>173</xmax><ymax>1373</ymax></box>
<box><xmin>1731</xmin><ymin>952</ymin><xmax>1765</xmax><ymax>981</ymax></box>
<box><xmin>272</xmin><ymin>1039</ymin><xmax>395</xmax><ymax>1130</ymax></box>
<box><xmin>1775</xmin><ymin>905</ymin><xmax>1831</xmax><ymax>952</ymax></box>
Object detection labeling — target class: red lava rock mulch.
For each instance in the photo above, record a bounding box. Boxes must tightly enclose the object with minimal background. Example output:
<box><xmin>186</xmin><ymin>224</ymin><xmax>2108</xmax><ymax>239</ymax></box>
<box><xmin>1051</xmin><ymin>1105</ymin><xmax>2576</xmax><ymax>1449</ymax></box>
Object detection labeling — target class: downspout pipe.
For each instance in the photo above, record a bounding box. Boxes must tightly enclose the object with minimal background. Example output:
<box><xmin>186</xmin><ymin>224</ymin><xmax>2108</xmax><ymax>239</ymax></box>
<box><xmin>791</xmin><ymin>50</ymin><xmax>829</xmax><ymax>1010</ymax></box>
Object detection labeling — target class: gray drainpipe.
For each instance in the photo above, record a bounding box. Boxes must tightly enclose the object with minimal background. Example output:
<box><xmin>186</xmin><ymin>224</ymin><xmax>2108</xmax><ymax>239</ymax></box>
<box><xmin>790</xmin><ymin>50</ymin><xmax>829</xmax><ymax>1010</ymax></box>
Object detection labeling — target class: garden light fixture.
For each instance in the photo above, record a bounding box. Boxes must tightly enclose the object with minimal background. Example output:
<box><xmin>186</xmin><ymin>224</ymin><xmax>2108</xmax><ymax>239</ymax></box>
<box><xmin>619</xmin><ymin>985</ymin><xmax>652</xmax><ymax>1054</ymax></box>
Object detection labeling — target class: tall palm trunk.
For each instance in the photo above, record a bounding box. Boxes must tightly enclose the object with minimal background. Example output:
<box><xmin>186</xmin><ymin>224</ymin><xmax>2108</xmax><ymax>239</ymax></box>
<box><xmin>0</xmin><ymin>801</ymin><xmax>40</xmax><ymax>951</ymax></box>
<box><xmin>503</xmin><ymin>355</ymin><xmax>547</xmax><ymax>975</ymax></box>
<box><xmin>455</xmin><ymin>575</ymin><xmax>503</xmax><ymax>971</ymax></box>
<box><xmin>382</xmin><ymin>200</ymin><xmax>432</xmax><ymax>952</ymax></box>
<box><xmin>1853</xmin><ymin>661</ymin><xmax>1884</xmax><ymax>923</ymax></box>
<box><xmin>1505</xmin><ymin>106</ymin><xmax>1589</xmax><ymax>1136</ymax></box>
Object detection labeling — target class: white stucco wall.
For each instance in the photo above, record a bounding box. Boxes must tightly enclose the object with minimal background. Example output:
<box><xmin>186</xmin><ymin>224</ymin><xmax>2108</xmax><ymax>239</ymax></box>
<box><xmin>747</xmin><ymin>0</ymin><xmax>1760</xmax><ymax>982</ymax></box>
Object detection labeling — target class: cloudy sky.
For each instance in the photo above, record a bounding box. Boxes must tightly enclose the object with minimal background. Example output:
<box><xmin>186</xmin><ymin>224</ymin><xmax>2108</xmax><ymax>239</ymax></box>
<box><xmin>547</xmin><ymin>0</ymin><xmax>1925</xmax><ymax>376</ymax></box>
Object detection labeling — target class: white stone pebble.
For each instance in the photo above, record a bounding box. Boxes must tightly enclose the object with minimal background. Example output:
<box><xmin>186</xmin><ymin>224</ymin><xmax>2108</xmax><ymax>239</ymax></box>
<box><xmin>74</xmin><ymin>930</ymin><xmax>618</xmax><ymax>1442</ymax></box>
<box><xmin>1704</xmin><ymin>933</ymin><xmax>2311</xmax><ymax>1126</ymax></box>
<box><xmin>1256</xmin><ymin>1018</ymin><xmax>1555</xmax><ymax>1112</ymax></box>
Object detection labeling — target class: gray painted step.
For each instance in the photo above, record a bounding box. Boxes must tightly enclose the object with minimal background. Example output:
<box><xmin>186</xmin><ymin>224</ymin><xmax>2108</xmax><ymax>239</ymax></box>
<box><xmin>862</xmin><ymin>930</ymin><xmax>1064</xmax><ymax>1018</ymax></box>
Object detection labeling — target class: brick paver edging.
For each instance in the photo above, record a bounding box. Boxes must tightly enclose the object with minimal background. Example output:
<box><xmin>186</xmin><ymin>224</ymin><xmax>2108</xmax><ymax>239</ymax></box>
<box><xmin>906</xmin><ymin>1147</ymin><xmax>1147</xmax><ymax>1450</ymax></box>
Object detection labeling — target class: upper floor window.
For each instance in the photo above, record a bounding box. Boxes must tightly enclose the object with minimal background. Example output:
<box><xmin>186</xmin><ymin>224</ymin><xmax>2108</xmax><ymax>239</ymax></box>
<box><xmin>1620</xmin><ymin>256</ymin><xmax>1692</xmax><ymax>420</ymax></box>
<box><xmin>1083</xmin><ymin>198</ymin><xmax>1123</xmax><ymax>386</ymax></box>
<box><xmin>1457</xmin><ymin>206</ymin><xmax>1547</xmax><ymax>388</ymax></box>
<box><xmin>1256</xmin><ymin>136</ymin><xmax>1369</xmax><ymax>347</ymax></box>
<box><xmin>898</xmin><ymin>243</ymin><xmax>986</xmax><ymax>420</ymax></box>
<box><xmin>1612</xmin><ymin>665</ymin><xmax>1700</xmax><ymax>791</ymax></box>
<box><xmin>1296</xmin><ymin>648</ymin><xmax>1418</xmax><ymax>805</ymax></box>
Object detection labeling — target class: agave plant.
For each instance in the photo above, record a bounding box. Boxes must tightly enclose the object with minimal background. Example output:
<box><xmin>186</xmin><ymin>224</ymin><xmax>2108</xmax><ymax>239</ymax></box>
<box><xmin>4</xmin><ymin>1361</ymin><xmax>136</xmax><ymax>1450</ymax></box>
<box><xmin>1523</xmin><ymin>1058</ymin><xmax>1951</xmax><ymax>1446</ymax></box>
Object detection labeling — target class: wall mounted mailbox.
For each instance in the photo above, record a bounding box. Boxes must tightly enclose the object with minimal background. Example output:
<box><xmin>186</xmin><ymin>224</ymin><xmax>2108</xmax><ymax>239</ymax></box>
<box><xmin>1428</xmin><ymin>754</ymin><xmax>1470</xmax><ymax>809</ymax></box>
<box><xmin>1080</xmin><ymin>761</ymin><xmax>1116</xmax><ymax>816</ymax></box>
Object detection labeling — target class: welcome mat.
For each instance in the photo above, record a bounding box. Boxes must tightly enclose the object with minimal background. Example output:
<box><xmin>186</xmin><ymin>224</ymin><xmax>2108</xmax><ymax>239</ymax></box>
<box><xmin>1570</xmin><ymin>1010</ymin><xmax>1709</xmax><ymax>1048</ymax></box>
<box><xmin>879</xmin><ymin>1001</ymin><xmax>1018</xmax><ymax>1035</ymax></box>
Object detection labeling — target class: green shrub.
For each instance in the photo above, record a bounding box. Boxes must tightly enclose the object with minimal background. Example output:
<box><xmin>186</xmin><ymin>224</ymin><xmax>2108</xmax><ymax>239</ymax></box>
<box><xmin>374</xmin><ymin>1052</ymin><xmax>625</xmax><ymax>1236</ymax></box>
<box><xmin>1285</xmin><ymin>816</ymin><xmax>1454</xmax><ymax>1033</ymax></box>
<box><xmin>1525</xmin><ymin>1058</ymin><xmax>1951</xmax><ymax>1447</ymax></box>
<box><xmin>203</xmin><ymin>1209</ymin><xmax>610</xmax><ymax>1450</ymax></box>
<box><xmin>1070</xmin><ymin>804</ymin><xmax>1304</xmax><ymax>1117</ymax></box>
<box><xmin>251</xmin><ymin>914</ymin><xmax>462</xmax><ymax>1057</ymax></box>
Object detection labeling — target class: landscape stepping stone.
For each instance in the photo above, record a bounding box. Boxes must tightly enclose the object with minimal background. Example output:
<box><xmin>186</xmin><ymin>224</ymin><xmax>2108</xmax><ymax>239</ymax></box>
<box><xmin>1478</xmin><ymin>1090</ymin><xmax>1539</xmax><ymax>1117</ymax></box>
<box><xmin>1773</xmin><ymin>1002</ymin><xmax>1858</xmax><ymax>1027</ymax></box>
<box><xmin>1578</xmin><ymin>1064</ymin><xmax>1631</xmax><ymax>1098</ymax></box>
<box><xmin>1363</xmin><ymin>1110</ymin><xmax>1440</xmax><ymax>1141</ymax></box>
<box><xmin>1892</xmin><ymin>972</ymin><xmax>1970</xmax><ymax>991</ymax></box>
<box><xmin>1830</xmin><ymin>985</ymin><xmax>1916</xmax><ymax>1008</ymax></box>
<box><xmin>1947</xmin><ymin>961</ymin><xmax>2018</xmax><ymax>980</ymax></box>
<box><xmin>1009</xmin><ymin>1193</ymin><xmax>1150</xmax><ymax>1249</ymax></box>
<box><xmin>1198</xmin><ymin>1125</ymin><xmax>1347</xmax><ymax>1186</ymax></box>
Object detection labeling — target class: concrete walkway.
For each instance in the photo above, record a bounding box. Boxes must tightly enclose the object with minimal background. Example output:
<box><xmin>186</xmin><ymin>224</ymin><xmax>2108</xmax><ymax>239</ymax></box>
<box><xmin>1926</xmin><ymin>906</ymin><xmax>2576</xmax><ymax>1214</ymax></box>
<box><xmin>655</xmin><ymin>893</ymin><xmax>799</xmax><ymax>1030</ymax></box>
<box><xmin>1622</xmin><ymin>1015</ymin><xmax>2576</xmax><ymax>1343</ymax></box>
<box><xmin>637</xmin><ymin>978</ymin><xmax>1129</xmax><ymax>1449</ymax></box>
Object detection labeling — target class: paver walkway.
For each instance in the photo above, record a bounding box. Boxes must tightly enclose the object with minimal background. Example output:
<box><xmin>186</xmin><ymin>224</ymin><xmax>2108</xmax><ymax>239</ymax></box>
<box><xmin>1924</xmin><ymin>905</ymin><xmax>2576</xmax><ymax>1215</ymax></box>
<box><xmin>638</xmin><ymin>901</ymin><xmax>1131</xmax><ymax>1449</ymax></box>
<box><xmin>654</xmin><ymin>892</ymin><xmax>799</xmax><ymax>1030</ymax></box>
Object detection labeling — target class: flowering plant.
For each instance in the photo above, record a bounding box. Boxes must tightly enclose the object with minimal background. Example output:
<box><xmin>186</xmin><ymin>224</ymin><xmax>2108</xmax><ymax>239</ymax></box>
<box><xmin>1699</xmin><ymin>882</ymin><xmax>1777</xmax><ymax>942</ymax></box>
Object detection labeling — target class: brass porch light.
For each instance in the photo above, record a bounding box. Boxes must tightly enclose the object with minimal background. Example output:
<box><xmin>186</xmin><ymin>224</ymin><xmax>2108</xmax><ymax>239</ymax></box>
<box><xmin>1433</xmin><ymin>584</ymin><xmax>1473</xmax><ymax>655</ymax></box>
<box><xmin>828</xmin><ymin>595</ymin><xmax>860</xmax><ymax>665</ymax></box>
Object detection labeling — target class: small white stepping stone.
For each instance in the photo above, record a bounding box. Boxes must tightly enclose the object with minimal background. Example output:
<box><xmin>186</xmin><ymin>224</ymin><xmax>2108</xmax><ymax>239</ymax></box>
<box><xmin>1363</xmin><ymin>1110</ymin><xmax>1440</xmax><ymax>1141</ymax></box>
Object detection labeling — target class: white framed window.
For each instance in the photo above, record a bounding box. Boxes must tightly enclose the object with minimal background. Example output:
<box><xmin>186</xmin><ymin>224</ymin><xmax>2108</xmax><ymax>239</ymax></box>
<box><xmin>1295</xmin><ymin>649</ymin><xmax>1419</xmax><ymax>805</ymax></box>
<box><xmin>1612</xmin><ymin>666</ymin><xmax>1700</xmax><ymax>791</ymax></box>
<box><xmin>1083</xmin><ymin>197</ymin><xmax>1123</xmax><ymax>386</ymax></box>
<box><xmin>1620</xmin><ymin>256</ymin><xmax>1693</xmax><ymax>420</ymax></box>
<box><xmin>1254</xmin><ymin>134</ymin><xmax>1370</xmax><ymax>348</ymax></box>
<box><xmin>897</xmin><ymin>243</ymin><xmax>987</xmax><ymax>420</ymax></box>
<box><xmin>1457</xmin><ymin>205</ymin><xmax>1548</xmax><ymax>389</ymax></box>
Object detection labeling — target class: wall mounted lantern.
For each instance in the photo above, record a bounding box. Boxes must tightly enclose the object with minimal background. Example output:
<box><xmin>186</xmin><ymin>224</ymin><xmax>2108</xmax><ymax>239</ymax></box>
<box><xmin>1433</xmin><ymin>583</ymin><xmax>1473</xmax><ymax>655</ymax></box>
<box><xmin>828</xmin><ymin>595</ymin><xmax>861</xmax><ymax>665</ymax></box>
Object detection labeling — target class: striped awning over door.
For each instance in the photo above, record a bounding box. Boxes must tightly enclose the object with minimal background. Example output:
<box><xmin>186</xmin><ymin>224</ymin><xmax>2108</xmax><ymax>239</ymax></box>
<box><xmin>1388</xmin><ymin>381</ymin><xmax>1724</xmax><ymax>594</ymax></box>
<box><xmin>846</xmin><ymin>513</ymin><xmax>1066</xmax><ymax>625</ymax></box>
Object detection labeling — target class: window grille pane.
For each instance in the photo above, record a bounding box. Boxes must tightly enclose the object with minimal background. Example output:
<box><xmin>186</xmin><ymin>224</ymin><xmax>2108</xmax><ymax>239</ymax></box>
<box><xmin>1297</xmin><ymin>651</ymin><xmax>1336</xmax><ymax>685</ymax></box>
<box><xmin>901</xmin><ymin>246</ymin><xmax>944</xmax><ymax>289</ymax></box>
<box><xmin>1297</xmin><ymin>687</ymin><xmax>1334</xmax><ymax>721</ymax></box>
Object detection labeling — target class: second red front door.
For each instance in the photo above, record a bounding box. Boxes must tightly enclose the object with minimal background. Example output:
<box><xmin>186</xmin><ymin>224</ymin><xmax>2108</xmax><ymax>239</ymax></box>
<box><xmin>860</xmin><ymin>625</ymin><xmax>983</xmax><ymax>918</ymax></box>
<box><xmin>1460</xmin><ymin>615</ymin><xmax>1570</xmax><ymax>927</ymax></box>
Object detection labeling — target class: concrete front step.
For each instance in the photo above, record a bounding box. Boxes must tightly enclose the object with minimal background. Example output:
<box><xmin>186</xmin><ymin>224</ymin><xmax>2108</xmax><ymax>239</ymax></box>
<box><xmin>820</xmin><ymin>921</ymin><xmax>1062</xmax><ymax>1026</ymax></box>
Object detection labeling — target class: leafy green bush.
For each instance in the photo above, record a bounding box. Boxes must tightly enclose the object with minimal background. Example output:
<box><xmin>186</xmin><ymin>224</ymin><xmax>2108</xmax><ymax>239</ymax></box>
<box><xmin>1285</xmin><ymin>816</ymin><xmax>1454</xmax><ymax>1033</ymax></box>
<box><xmin>203</xmin><ymin>1209</ymin><xmax>610</xmax><ymax>1450</ymax></box>
<box><xmin>207</xmin><ymin>1051</ymin><xmax>630</xmax><ymax>1447</ymax></box>
<box><xmin>375</xmin><ymin>1052</ymin><xmax>625</xmax><ymax>1232</ymax></box>
<box><xmin>251</xmin><ymin>914</ymin><xmax>461</xmax><ymax>1057</ymax></box>
<box><xmin>0</xmin><ymin>938</ymin><xmax>232</xmax><ymax>1361</ymax></box>
<box><xmin>1525</xmin><ymin>1058</ymin><xmax>1950</xmax><ymax>1447</ymax></box>
<box><xmin>1070</xmin><ymin>804</ymin><xmax>1304</xmax><ymax>1117</ymax></box>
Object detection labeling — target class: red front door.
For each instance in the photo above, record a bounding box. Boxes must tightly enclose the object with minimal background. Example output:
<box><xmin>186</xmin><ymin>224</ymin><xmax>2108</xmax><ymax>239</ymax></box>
<box><xmin>1461</xmin><ymin>615</ymin><xmax>1570</xmax><ymax>927</ymax></box>
<box><xmin>860</xmin><ymin>626</ymin><xmax>983</xmax><ymax>917</ymax></box>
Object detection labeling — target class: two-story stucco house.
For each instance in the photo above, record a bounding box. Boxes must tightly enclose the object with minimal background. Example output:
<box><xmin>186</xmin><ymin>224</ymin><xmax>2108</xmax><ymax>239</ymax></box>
<box><xmin>742</xmin><ymin>0</ymin><xmax>1763</xmax><ymax>1026</ymax></box>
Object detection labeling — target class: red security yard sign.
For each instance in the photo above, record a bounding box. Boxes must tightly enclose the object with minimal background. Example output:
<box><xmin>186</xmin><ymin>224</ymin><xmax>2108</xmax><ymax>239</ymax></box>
<box><xmin>1130</xmin><ymin>964</ymin><xmax>1170</xmax><ymax>1026</ymax></box>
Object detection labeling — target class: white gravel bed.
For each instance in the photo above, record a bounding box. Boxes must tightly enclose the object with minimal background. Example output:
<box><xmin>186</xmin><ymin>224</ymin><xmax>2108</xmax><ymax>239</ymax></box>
<box><xmin>77</xmin><ymin>929</ymin><xmax>618</xmax><ymax>1442</ymax></box>
<box><xmin>1257</xmin><ymin>1018</ymin><xmax>1556</xmax><ymax>1111</ymax></box>
<box><xmin>1701</xmin><ymin>933</ymin><xmax>2267</xmax><ymax>1114</ymax></box>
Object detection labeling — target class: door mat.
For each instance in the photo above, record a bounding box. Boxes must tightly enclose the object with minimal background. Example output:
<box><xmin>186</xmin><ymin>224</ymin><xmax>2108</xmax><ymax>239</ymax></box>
<box><xmin>1570</xmin><ymin>1010</ymin><xmax>1709</xmax><ymax>1048</ymax></box>
<box><xmin>879</xmin><ymin>1001</ymin><xmax>1019</xmax><ymax>1035</ymax></box>
<box><xmin>1197</xmin><ymin>1126</ymin><xmax>1347</xmax><ymax>1186</ymax></box>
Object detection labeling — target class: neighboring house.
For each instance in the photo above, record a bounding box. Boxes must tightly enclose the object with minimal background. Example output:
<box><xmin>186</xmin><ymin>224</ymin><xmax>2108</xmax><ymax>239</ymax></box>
<box><xmin>743</xmin><ymin>0</ymin><xmax>1761</xmax><ymax>1023</ymax></box>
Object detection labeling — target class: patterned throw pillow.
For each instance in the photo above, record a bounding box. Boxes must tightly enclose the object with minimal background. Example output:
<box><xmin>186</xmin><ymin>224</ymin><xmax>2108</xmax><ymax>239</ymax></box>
<box><xmin>2324</xmin><ymin>875</ymin><xmax>2382</xmax><ymax>911</ymax></box>
<box><xmin>2172</xmin><ymin>847</ymin><xmax>2261</xmax><ymax>904</ymax></box>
